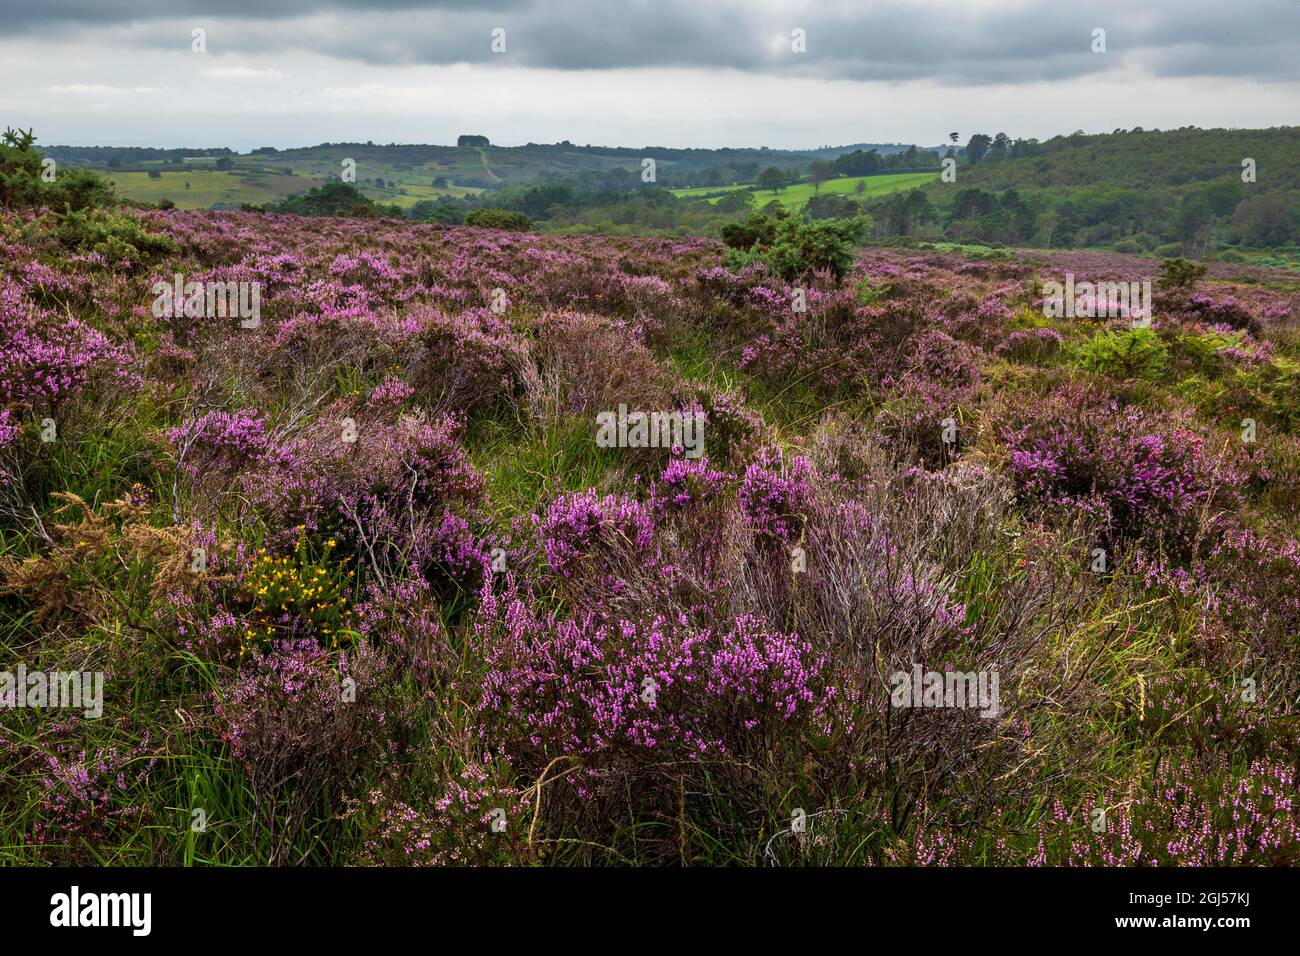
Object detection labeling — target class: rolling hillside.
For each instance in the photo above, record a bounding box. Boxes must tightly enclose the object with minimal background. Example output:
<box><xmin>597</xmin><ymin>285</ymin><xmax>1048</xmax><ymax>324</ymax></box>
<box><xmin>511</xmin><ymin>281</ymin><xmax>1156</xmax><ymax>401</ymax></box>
<box><xmin>672</xmin><ymin>171</ymin><xmax>935</xmax><ymax>211</ymax></box>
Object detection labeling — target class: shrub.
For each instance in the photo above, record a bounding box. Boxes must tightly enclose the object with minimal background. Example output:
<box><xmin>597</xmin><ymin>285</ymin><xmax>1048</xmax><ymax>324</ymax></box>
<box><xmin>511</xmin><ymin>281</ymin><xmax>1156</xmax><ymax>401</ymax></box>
<box><xmin>52</xmin><ymin>207</ymin><xmax>177</xmax><ymax>265</ymax></box>
<box><xmin>997</xmin><ymin>382</ymin><xmax>1244</xmax><ymax>551</ymax></box>
<box><xmin>721</xmin><ymin>213</ymin><xmax>777</xmax><ymax>251</ymax></box>
<box><xmin>724</xmin><ymin>214</ymin><xmax>870</xmax><ymax>283</ymax></box>
<box><xmin>0</xmin><ymin>128</ymin><xmax>116</xmax><ymax>212</ymax></box>
<box><xmin>238</xmin><ymin>535</ymin><xmax>358</xmax><ymax>656</ymax></box>
<box><xmin>522</xmin><ymin>311</ymin><xmax>668</xmax><ymax>418</ymax></box>
<box><xmin>470</xmin><ymin>577</ymin><xmax>833</xmax><ymax>800</ymax></box>
<box><xmin>533</xmin><ymin>489</ymin><xmax>655</xmax><ymax>579</ymax></box>
<box><xmin>1157</xmin><ymin>256</ymin><xmax>1208</xmax><ymax>291</ymax></box>
<box><xmin>996</xmin><ymin>327</ymin><xmax>1063</xmax><ymax>362</ymax></box>
<box><xmin>763</xmin><ymin>215</ymin><xmax>871</xmax><ymax>283</ymax></box>
<box><xmin>250</xmin><ymin>408</ymin><xmax>488</xmax><ymax>581</ymax></box>
<box><xmin>406</xmin><ymin>306</ymin><xmax>526</xmax><ymax>414</ymax></box>
<box><xmin>738</xmin><ymin>446</ymin><xmax>814</xmax><ymax>543</ymax></box>
<box><xmin>464</xmin><ymin>208</ymin><xmax>531</xmax><ymax>231</ymax></box>
<box><xmin>213</xmin><ymin>639</ymin><xmax>389</xmax><ymax>862</ymax></box>
<box><xmin>1078</xmin><ymin>327</ymin><xmax>1168</xmax><ymax>379</ymax></box>
<box><xmin>275</xmin><ymin>181</ymin><xmax>384</xmax><ymax>217</ymax></box>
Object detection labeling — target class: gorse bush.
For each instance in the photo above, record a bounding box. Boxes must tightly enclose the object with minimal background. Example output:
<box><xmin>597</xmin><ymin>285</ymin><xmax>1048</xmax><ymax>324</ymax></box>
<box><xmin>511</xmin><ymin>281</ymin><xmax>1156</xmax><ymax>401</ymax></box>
<box><xmin>724</xmin><ymin>213</ymin><xmax>870</xmax><ymax>282</ymax></box>
<box><xmin>1078</xmin><ymin>326</ymin><xmax>1169</xmax><ymax>379</ymax></box>
<box><xmin>53</xmin><ymin>207</ymin><xmax>178</xmax><ymax>265</ymax></box>
<box><xmin>239</xmin><ymin>534</ymin><xmax>358</xmax><ymax>656</ymax></box>
<box><xmin>0</xmin><ymin>127</ymin><xmax>116</xmax><ymax>213</ymax></box>
<box><xmin>720</xmin><ymin>212</ymin><xmax>780</xmax><ymax>251</ymax></box>
<box><xmin>1157</xmin><ymin>255</ymin><xmax>1208</xmax><ymax>291</ymax></box>
<box><xmin>464</xmin><ymin>207</ymin><xmax>532</xmax><ymax>231</ymax></box>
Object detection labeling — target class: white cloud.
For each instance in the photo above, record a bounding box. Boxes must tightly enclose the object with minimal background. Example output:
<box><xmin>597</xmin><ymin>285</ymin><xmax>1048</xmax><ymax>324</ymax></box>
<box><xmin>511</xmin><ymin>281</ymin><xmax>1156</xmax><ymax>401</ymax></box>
<box><xmin>200</xmin><ymin>67</ymin><xmax>287</xmax><ymax>79</ymax></box>
<box><xmin>42</xmin><ymin>84</ymin><xmax>165</xmax><ymax>95</ymax></box>
<box><xmin>3</xmin><ymin>2</ymin><xmax>1295</xmax><ymax>150</ymax></box>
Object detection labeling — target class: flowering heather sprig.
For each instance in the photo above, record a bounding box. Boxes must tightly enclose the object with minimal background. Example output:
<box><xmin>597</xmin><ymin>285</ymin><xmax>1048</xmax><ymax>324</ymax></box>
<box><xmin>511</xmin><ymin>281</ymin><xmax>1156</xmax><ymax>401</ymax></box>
<box><xmin>168</xmin><ymin>407</ymin><xmax>275</xmax><ymax>479</ymax></box>
<box><xmin>706</xmin><ymin>615</ymin><xmax>831</xmax><ymax>729</ymax></box>
<box><xmin>739</xmin><ymin>446</ymin><xmax>814</xmax><ymax>543</ymax></box>
<box><xmin>651</xmin><ymin>455</ymin><xmax>732</xmax><ymax>516</ymax></box>
<box><xmin>533</xmin><ymin>489</ymin><xmax>655</xmax><ymax>578</ymax></box>
<box><xmin>471</xmin><ymin>579</ymin><xmax>833</xmax><ymax>783</ymax></box>
<box><xmin>998</xmin><ymin>382</ymin><xmax>1245</xmax><ymax>550</ymax></box>
<box><xmin>367</xmin><ymin>372</ymin><xmax>415</xmax><ymax>412</ymax></box>
<box><xmin>996</xmin><ymin>327</ymin><xmax>1064</xmax><ymax>362</ymax></box>
<box><xmin>3</xmin><ymin>719</ymin><xmax>156</xmax><ymax>863</ymax></box>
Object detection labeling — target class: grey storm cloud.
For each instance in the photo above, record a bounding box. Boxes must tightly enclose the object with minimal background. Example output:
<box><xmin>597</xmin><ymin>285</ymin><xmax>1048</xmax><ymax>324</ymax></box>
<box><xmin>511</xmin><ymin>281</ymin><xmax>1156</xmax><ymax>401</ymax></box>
<box><xmin>3</xmin><ymin>0</ymin><xmax>1298</xmax><ymax>84</ymax></box>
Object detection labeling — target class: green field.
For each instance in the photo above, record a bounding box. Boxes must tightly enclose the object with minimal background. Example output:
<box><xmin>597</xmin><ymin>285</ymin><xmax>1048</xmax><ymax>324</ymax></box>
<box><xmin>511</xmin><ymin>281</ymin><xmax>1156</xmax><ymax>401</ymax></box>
<box><xmin>107</xmin><ymin>157</ymin><xmax>932</xmax><ymax>216</ymax></box>
<box><xmin>672</xmin><ymin>172</ymin><xmax>935</xmax><ymax>211</ymax></box>
<box><xmin>110</xmin><ymin>159</ymin><xmax>485</xmax><ymax>210</ymax></box>
<box><xmin>107</xmin><ymin>169</ymin><xmax>312</xmax><ymax>209</ymax></box>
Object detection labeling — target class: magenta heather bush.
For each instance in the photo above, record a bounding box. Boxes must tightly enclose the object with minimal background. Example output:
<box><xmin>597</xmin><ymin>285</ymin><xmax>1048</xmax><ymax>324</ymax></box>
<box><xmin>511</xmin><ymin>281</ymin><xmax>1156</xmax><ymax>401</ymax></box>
<box><xmin>1183</xmin><ymin>292</ymin><xmax>1261</xmax><ymax>334</ymax></box>
<box><xmin>0</xmin><ymin>273</ymin><xmax>137</xmax><ymax>414</ymax></box>
<box><xmin>706</xmin><ymin>614</ymin><xmax>832</xmax><ymax>732</ymax></box>
<box><xmin>214</xmin><ymin>638</ymin><xmax>387</xmax><ymax>782</ymax></box>
<box><xmin>871</xmin><ymin>329</ymin><xmax>983</xmax><ymax>466</ymax></box>
<box><xmin>404</xmin><ymin>509</ymin><xmax>496</xmax><ymax>592</ymax></box>
<box><xmin>353</xmin><ymin>577</ymin><xmax>448</xmax><ymax>680</ymax></box>
<box><xmin>651</xmin><ymin>455</ymin><xmax>732</xmax><ymax>517</ymax></box>
<box><xmin>996</xmin><ymin>327</ymin><xmax>1064</xmax><ymax>362</ymax></box>
<box><xmin>533</xmin><ymin>489</ymin><xmax>655</xmax><ymax>579</ymax></box>
<box><xmin>738</xmin><ymin>291</ymin><xmax>890</xmax><ymax>393</ymax></box>
<box><xmin>526</xmin><ymin>310</ymin><xmax>670</xmax><ymax>417</ymax></box>
<box><xmin>0</xmin><ymin>718</ymin><xmax>155</xmax><ymax>863</ymax></box>
<box><xmin>367</xmin><ymin>373</ymin><xmax>415</xmax><ymax>413</ymax></box>
<box><xmin>168</xmin><ymin>407</ymin><xmax>282</xmax><ymax>506</ymax></box>
<box><xmin>688</xmin><ymin>385</ymin><xmax>767</xmax><ymax>465</ymax></box>
<box><xmin>251</xmin><ymin>409</ymin><xmax>486</xmax><ymax>555</ymax></box>
<box><xmin>470</xmin><ymin>579</ymin><xmax>832</xmax><ymax>789</ymax></box>
<box><xmin>998</xmin><ymin>382</ymin><xmax>1245</xmax><ymax>550</ymax></box>
<box><xmin>406</xmin><ymin>306</ymin><xmax>525</xmax><ymax>414</ymax></box>
<box><xmin>738</xmin><ymin>446</ymin><xmax>814</xmax><ymax>542</ymax></box>
<box><xmin>347</xmin><ymin>764</ymin><xmax>529</xmax><ymax>866</ymax></box>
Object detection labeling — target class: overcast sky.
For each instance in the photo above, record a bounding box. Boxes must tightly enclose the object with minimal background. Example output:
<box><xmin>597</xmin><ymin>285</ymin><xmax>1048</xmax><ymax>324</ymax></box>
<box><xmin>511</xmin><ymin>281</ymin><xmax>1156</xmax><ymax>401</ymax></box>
<box><xmin>2</xmin><ymin>0</ymin><xmax>1297</xmax><ymax>151</ymax></box>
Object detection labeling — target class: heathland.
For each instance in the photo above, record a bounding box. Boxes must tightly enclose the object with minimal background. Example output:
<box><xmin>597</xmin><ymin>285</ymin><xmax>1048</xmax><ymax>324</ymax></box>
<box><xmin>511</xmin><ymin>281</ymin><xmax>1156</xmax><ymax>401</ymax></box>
<box><xmin>2</xmin><ymin>128</ymin><xmax>1298</xmax><ymax>865</ymax></box>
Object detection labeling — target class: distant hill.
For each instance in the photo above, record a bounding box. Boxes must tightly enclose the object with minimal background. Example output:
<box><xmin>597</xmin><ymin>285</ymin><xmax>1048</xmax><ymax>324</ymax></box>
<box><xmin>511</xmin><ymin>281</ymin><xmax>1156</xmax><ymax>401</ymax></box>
<box><xmin>41</xmin><ymin>138</ymin><xmax>945</xmax><ymax>211</ymax></box>
<box><xmin>943</xmin><ymin>127</ymin><xmax>1299</xmax><ymax>193</ymax></box>
<box><xmin>798</xmin><ymin>143</ymin><xmax>949</xmax><ymax>159</ymax></box>
<box><xmin>864</xmin><ymin>126</ymin><xmax>1300</xmax><ymax>254</ymax></box>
